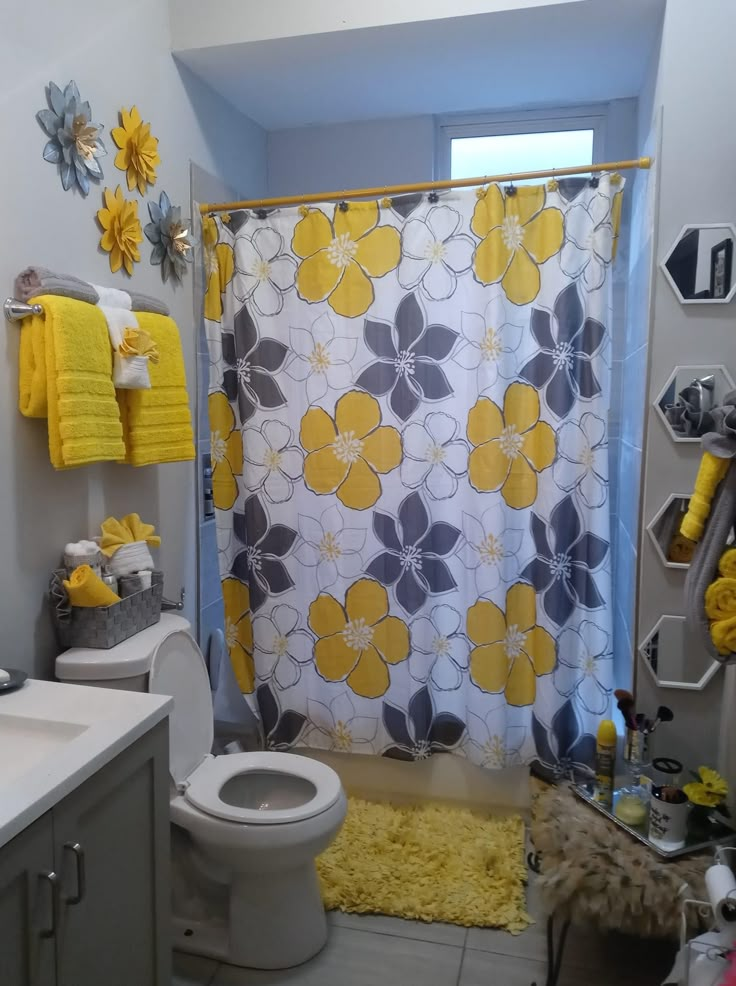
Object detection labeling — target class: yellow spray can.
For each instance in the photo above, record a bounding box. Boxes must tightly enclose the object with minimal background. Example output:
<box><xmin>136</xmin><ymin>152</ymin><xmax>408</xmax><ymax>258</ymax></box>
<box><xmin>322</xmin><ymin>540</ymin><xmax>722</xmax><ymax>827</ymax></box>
<box><xmin>593</xmin><ymin>719</ymin><xmax>617</xmax><ymax>807</ymax></box>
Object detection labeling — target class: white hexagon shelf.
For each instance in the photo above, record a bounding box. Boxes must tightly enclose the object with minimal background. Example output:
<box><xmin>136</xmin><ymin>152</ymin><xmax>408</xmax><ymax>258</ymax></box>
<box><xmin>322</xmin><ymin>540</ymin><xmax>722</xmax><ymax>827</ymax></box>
<box><xmin>661</xmin><ymin>223</ymin><xmax>736</xmax><ymax>304</ymax></box>
<box><xmin>639</xmin><ymin>614</ymin><xmax>722</xmax><ymax>691</ymax></box>
<box><xmin>653</xmin><ymin>364</ymin><xmax>735</xmax><ymax>443</ymax></box>
<box><xmin>646</xmin><ymin>494</ymin><xmax>694</xmax><ymax>570</ymax></box>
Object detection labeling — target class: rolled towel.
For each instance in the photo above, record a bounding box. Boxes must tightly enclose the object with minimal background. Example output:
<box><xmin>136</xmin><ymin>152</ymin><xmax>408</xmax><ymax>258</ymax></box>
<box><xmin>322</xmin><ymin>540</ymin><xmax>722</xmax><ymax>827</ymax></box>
<box><xmin>107</xmin><ymin>541</ymin><xmax>154</xmax><ymax>577</ymax></box>
<box><xmin>680</xmin><ymin>452</ymin><xmax>731</xmax><ymax>542</ymax></box>
<box><xmin>711</xmin><ymin>615</ymin><xmax>736</xmax><ymax>656</ymax></box>
<box><xmin>63</xmin><ymin>564</ymin><xmax>121</xmax><ymax>608</ymax></box>
<box><xmin>705</xmin><ymin>578</ymin><xmax>736</xmax><ymax>621</ymax></box>
<box><xmin>719</xmin><ymin>548</ymin><xmax>736</xmax><ymax>579</ymax></box>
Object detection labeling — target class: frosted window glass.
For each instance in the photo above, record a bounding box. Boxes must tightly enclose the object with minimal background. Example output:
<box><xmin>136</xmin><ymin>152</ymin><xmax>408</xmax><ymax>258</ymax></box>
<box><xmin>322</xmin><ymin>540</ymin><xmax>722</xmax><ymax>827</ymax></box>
<box><xmin>450</xmin><ymin>130</ymin><xmax>594</xmax><ymax>183</ymax></box>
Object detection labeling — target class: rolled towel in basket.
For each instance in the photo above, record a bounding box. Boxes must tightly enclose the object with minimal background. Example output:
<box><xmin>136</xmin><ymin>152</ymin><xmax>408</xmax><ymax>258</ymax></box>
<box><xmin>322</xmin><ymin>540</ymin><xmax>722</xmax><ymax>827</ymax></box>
<box><xmin>712</xmin><ymin>616</ymin><xmax>736</xmax><ymax>656</ymax></box>
<box><xmin>705</xmin><ymin>578</ymin><xmax>736</xmax><ymax>621</ymax></box>
<box><xmin>719</xmin><ymin>548</ymin><xmax>736</xmax><ymax>578</ymax></box>
<box><xmin>63</xmin><ymin>565</ymin><xmax>121</xmax><ymax>608</ymax></box>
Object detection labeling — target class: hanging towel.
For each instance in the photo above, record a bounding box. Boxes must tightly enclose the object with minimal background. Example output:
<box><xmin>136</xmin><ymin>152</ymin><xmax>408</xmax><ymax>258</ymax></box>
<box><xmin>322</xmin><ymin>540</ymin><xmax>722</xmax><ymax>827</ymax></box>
<box><xmin>14</xmin><ymin>267</ymin><xmax>169</xmax><ymax>315</ymax></box>
<box><xmin>117</xmin><ymin>312</ymin><xmax>195</xmax><ymax>466</ymax></box>
<box><xmin>18</xmin><ymin>295</ymin><xmax>126</xmax><ymax>468</ymax></box>
<box><xmin>94</xmin><ymin>300</ymin><xmax>151</xmax><ymax>390</ymax></box>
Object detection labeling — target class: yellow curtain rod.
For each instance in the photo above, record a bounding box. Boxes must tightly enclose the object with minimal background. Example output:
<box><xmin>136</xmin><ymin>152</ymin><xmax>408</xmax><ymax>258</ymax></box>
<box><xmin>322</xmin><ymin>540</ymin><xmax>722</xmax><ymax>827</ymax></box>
<box><xmin>199</xmin><ymin>156</ymin><xmax>651</xmax><ymax>215</ymax></box>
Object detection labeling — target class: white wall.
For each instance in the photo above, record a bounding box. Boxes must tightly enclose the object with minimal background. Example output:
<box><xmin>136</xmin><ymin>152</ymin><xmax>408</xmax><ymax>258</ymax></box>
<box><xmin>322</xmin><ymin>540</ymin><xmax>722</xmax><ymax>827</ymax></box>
<box><xmin>0</xmin><ymin>0</ymin><xmax>266</xmax><ymax>677</ymax></box>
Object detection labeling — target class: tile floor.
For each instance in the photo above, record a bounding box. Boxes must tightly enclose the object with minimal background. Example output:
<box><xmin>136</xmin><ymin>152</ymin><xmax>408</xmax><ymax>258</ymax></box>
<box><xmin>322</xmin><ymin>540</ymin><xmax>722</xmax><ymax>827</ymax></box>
<box><xmin>172</xmin><ymin>873</ymin><xmax>676</xmax><ymax>986</ymax></box>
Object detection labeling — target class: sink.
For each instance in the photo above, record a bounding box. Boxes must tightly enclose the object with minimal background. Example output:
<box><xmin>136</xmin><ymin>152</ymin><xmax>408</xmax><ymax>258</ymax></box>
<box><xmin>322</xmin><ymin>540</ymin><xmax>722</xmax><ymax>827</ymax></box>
<box><xmin>0</xmin><ymin>713</ymin><xmax>88</xmax><ymax>784</ymax></box>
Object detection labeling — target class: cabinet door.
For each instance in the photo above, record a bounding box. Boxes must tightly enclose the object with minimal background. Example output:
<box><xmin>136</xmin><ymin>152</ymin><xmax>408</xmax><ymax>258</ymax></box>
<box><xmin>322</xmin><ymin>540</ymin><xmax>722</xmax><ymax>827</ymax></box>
<box><xmin>53</xmin><ymin>721</ymin><xmax>171</xmax><ymax>986</ymax></box>
<box><xmin>0</xmin><ymin>813</ymin><xmax>56</xmax><ymax>986</ymax></box>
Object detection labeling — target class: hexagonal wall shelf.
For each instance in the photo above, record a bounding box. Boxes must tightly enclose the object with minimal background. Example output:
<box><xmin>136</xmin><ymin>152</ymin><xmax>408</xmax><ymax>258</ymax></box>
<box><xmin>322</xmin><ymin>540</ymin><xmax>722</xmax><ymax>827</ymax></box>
<box><xmin>646</xmin><ymin>494</ymin><xmax>695</xmax><ymax>570</ymax></box>
<box><xmin>639</xmin><ymin>614</ymin><xmax>721</xmax><ymax>690</ymax></box>
<box><xmin>653</xmin><ymin>364</ymin><xmax>735</xmax><ymax>443</ymax></box>
<box><xmin>661</xmin><ymin>223</ymin><xmax>736</xmax><ymax>304</ymax></box>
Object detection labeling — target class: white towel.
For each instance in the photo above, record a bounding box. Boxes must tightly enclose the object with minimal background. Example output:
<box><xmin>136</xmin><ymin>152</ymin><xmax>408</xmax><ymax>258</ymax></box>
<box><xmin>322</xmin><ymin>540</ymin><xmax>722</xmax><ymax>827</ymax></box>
<box><xmin>95</xmin><ymin>302</ymin><xmax>151</xmax><ymax>389</ymax></box>
<box><xmin>107</xmin><ymin>541</ymin><xmax>154</xmax><ymax>577</ymax></box>
<box><xmin>92</xmin><ymin>284</ymin><xmax>133</xmax><ymax>310</ymax></box>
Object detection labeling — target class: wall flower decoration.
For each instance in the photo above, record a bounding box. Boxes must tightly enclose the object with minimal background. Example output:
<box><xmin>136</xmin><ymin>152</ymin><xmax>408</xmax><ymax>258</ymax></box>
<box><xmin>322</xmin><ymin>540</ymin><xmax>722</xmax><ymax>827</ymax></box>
<box><xmin>37</xmin><ymin>80</ymin><xmax>106</xmax><ymax>196</ymax></box>
<box><xmin>111</xmin><ymin>106</ymin><xmax>160</xmax><ymax>194</ymax></box>
<box><xmin>144</xmin><ymin>191</ymin><xmax>195</xmax><ymax>282</ymax></box>
<box><xmin>97</xmin><ymin>186</ymin><xmax>143</xmax><ymax>275</ymax></box>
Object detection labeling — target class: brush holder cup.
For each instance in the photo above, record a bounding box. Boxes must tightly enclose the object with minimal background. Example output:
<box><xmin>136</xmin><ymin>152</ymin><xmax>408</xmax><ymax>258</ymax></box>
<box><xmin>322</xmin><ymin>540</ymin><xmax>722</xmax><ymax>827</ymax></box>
<box><xmin>649</xmin><ymin>786</ymin><xmax>690</xmax><ymax>850</ymax></box>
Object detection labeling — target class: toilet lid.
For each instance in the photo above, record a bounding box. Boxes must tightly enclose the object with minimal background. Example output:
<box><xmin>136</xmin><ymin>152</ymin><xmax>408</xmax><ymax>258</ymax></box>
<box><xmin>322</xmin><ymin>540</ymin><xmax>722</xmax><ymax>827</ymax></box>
<box><xmin>148</xmin><ymin>630</ymin><xmax>213</xmax><ymax>785</ymax></box>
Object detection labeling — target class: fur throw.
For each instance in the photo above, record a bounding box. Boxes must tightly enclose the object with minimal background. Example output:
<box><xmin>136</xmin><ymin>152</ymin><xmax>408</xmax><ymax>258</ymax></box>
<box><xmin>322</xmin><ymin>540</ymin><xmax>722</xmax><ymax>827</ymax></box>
<box><xmin>530</xmin><ymin>784</ymin><xmax>709</xmax><ymax>939</ymax></box>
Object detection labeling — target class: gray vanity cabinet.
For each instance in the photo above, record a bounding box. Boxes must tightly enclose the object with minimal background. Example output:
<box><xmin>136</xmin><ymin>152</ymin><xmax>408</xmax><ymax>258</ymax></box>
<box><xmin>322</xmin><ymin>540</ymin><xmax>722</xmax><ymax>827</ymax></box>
<box><xmin>0</xmin><ymin>721</ymin><xmax>171</xmax><ymax>986</ymax></box>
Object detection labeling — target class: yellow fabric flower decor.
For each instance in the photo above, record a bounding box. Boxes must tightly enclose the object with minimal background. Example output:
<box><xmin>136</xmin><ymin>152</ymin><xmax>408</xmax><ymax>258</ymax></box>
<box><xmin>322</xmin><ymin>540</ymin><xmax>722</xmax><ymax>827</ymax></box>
<box><xmin>300</xmin><ymin>390</ymin><xmax>402</xmax><ymax>510</ymax></box>
<box><xmin>111</xmin><ymin>106</ymin><xmax>161</xmax><ymax>195</ymax></box>
<box><xmin>684</xmin><ymin>766</ymin><xmax>728</xmax><ymax>808</ymax></box>
<box><xmin>292</xmin><ymin>202</ymin><xmax>401</xmax><ymax>318</ymax></box>
<box><xmin>467</xmin><ymin>382</ymin><xmax>556</xmax><ymax>509</ymax></box>
<box><xmin>222</xmin><ymin>577</ymin><xmax>255</xmax><ymax>693</ymax></box>
<box><xmin>209</xmin><ymin>392</ymin><xmax>243</xmax><ymax>510</ymax></box>
<box><xmin>97</xmin><ymin>185</ymin><xmax>143</xmax><ymax>276</ymax></box>
<box><xmin>203</xmin><ymin>217</ymin><xmax>235</xmax><ymax>322</ymax></box>
<box><xmin>472</xmin><ymin>184</ymin><xmax>563</xmax><ymax>305</ymax></box>
<box><xmin>468</xmin><ymin>583</ymin><xmax>555</xmax><ymax>706</ymax></box>
<box><xmin>309</xmin><ymin>578</ymin><xmax>410</xmax><ymax>698</ymax></box>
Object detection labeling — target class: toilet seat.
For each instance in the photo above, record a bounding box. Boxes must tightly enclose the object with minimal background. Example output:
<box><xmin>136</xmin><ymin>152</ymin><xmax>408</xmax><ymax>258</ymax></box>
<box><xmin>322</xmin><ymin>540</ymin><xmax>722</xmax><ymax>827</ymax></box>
<box><xmin>184</xmin><ymin>751</ymin><xmax>343</xmax><ymax>824</ymax></box>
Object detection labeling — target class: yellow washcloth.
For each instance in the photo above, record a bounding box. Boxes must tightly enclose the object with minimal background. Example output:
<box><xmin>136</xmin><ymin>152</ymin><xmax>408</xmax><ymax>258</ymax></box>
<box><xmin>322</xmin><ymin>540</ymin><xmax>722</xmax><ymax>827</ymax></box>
<box><xmin>711</xmin><ymin>614</ymin><xmax>736</xmax><ymax>655</ymax></box>
<box><xmin>18</xmin><ymin>296</ymin><xmax>126</xmax><ymax>469</ymax></box>
<box><xmin>63</xmin><ymin>565</ymin><xmax>121</xmax><ymax>608</ymax></box>
<box><xmin>705</xmin><ymin>578</ymin><xmax>736</xmax><ymax>620</ymax></box>
<box><xmin>719</xmin><ymin>548</ymin><xmax>736</xmax><ymax>579</ymax></box>
<box><xmin>100</xmin><ymin>513</ymin><xmax>161</xmax><ymax>557</ymax></box>
<box><xmin>680</xmin><ymin>452</ymin><xmax>730</xmax><ymax>542</ymax></box>
<box><xmin>117</xmin><ymin>313</ymin><xmax>195</xmax><ymax>466</ymax></box>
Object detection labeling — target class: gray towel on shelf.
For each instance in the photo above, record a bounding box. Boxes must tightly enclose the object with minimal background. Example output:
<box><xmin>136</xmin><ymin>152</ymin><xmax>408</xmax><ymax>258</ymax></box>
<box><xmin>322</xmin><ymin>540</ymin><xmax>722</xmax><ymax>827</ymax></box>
<box><xmin>14</xmin><ymin>266</ymin><xmax>169</xmax><ymax>316</ymax></box>
<box><xmin>684</xmin><ymin>460</ymin><xmax>736</xmax><ymax>663</ymax></box>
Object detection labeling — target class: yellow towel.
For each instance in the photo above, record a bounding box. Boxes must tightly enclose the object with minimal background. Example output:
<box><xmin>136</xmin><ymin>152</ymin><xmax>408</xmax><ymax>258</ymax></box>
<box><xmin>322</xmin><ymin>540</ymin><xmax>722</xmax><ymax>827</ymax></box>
<box><xmin>100</xmin><ymin>513</ymin><xmax>161</xmax><ymax>557</ymax></box>
<box><xmin>711</xmin><ymin>614</ymin><xmax>736</xmax><ymax>655</ymax></box>
<box><xmin>18</xmin><ymin>296</ymin><xmax>125</xmax><ymax>469</ymax></box>
<box><xmin>63</xmin><ymin>565</ymin><xmax>121</xmax><ymax>608</ymax></box>
<box><xmin>705</xmin><ymin>578</ymin><xmax>736</xmax><ymax>621</ymax></box>
<box><xmin>680</xmin><ymin>452</ymin><xmax>730</xmax><ymax>542</ymax></box>
<box><xmin>117</xmin><ymin>313</ymin><xmax>195</xmax><ymax>466</ymax></box>
<box><xmin>719</xmin><ymin>548</ymin><xmax>736</xmax><ymax>579</ymax></box>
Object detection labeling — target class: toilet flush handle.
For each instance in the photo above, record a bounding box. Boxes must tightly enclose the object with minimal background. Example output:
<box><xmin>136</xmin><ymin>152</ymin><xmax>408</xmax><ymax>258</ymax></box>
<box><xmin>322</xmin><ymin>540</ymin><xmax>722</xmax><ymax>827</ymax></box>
<box><xmin>162</xmin><ymin>587</ymin><xmax>185</xmax><ymax>612</ymax></box>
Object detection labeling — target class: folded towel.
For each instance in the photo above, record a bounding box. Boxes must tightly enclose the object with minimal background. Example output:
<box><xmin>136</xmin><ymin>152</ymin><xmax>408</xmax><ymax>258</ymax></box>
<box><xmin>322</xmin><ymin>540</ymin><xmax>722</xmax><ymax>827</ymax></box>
<box><xmin>15</xmin><ymin>266</ymin><xmax>169</xmax><ymax>316</ymax></box>
<box><xmin>719</xmin><ymin>548</ymin><xmax>736</xmax><ymax>579</ymax></box>
<box><xmin>117</xmin><ymin>313</ymin><xmax>195</xmax><ymax>466</ymax></box>
<box><xmin>711</xmin><ymin>615</ymin><xmax>736</xmax><ymax>655</ymax></box>
<box><xmin>705</xmin><ymin>578</ymin><xmax>736</xmax><ymax>620</ymax></box>
<box><xmin>18</xmin><ymin>295</ymin><xmax>126</xmax><ymax>468</ymax></box>
<box><xmin>92</xmin><ymin>284</ymin><xmax>133</xmax><ymax>310</ymax></box>
<box><xmin>100</xmin><ymin>513</ymin><xmax>161</xmax><ymax>556</ymax></box>
<box><xmin>63</xmin><ymin>564</ymin><xmax>121</xmax><ymax>608</ymax></box>
<box><xmin>107</xmin><ymin>542</ymin><xmax>154</xmax><ymax>576</ymax></box>
<box><xmin>95</xmin><ymin>302</ymin><xmax>151</xmax><ymax>390</ymax></box>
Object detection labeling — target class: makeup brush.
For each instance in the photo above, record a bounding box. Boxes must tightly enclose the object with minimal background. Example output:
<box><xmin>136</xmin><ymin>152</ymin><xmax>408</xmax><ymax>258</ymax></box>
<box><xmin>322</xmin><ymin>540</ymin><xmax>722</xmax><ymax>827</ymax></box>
<box><xmin>614</xmin><ymin>689</ymin><xmax>638</xmax><ymax>730</ymax></box>
<box><xmin>648</xmin><ymin>705</ymin><xmax>674</xmax><ymax>733</ymax></box>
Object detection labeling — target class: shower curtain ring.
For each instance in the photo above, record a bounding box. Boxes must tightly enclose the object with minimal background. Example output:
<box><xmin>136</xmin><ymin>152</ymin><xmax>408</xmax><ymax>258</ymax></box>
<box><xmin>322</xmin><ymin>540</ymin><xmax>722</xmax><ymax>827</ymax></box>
<box><xmin>504</xmin><ymin>183</ymin><xmax>517</xmax><ymax>196</ymax></box>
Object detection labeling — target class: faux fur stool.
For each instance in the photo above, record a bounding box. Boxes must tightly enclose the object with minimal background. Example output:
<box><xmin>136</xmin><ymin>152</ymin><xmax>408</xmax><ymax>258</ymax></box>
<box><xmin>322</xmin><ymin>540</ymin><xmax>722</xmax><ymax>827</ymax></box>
<box><xmin>530</xmin><ymin>784</ymin><xmax>709</xmax><ymax>939</ymax></box>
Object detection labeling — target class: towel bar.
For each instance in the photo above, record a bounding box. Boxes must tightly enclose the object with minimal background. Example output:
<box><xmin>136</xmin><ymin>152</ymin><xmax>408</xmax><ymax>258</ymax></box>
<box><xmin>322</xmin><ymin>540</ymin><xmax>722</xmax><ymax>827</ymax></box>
<box><xmin>4</xmin><ymin>298</ymin><xmax>43</xmax><ymax>321</ymax></box>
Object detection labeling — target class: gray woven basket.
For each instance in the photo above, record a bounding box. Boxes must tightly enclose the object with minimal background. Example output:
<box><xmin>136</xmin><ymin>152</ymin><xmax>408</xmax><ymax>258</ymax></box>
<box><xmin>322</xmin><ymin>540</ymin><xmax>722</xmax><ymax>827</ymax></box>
<box><xmin>53</xmin><ymin>570</ymin><xmax>163</xmax><ymax>650</ymax></box>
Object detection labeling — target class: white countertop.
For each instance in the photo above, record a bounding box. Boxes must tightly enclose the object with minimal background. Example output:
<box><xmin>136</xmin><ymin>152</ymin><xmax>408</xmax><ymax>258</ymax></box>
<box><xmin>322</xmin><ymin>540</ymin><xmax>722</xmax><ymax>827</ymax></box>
<box><xmin>0</xmin><ymin>678</ymin><xmax>172</xmax><ymax>849</ymax></box>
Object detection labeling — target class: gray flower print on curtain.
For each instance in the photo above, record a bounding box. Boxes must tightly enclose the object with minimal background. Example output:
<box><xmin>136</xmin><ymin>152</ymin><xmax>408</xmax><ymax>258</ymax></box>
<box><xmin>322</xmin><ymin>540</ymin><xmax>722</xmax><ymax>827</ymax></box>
<box><xmin>365</xmin><ymin>490</ymin><xmax>461</xmax><ymax>614</ymax></box>
<box><xmin>223</xmin><ymin>305</ymin><xmax>288</xmax><ymax>423</ymax></box>
<box><xmin>232</xmin><ymin>494</ymin><xmax>297</xmax><ymax>612</ymax></box>
<box><xmin>398</xmin><ymin>205</ymin><xmax>474</xmax><ymax>301</ymax></box>
<box><xmin>382</xmin><ymin>686</ymin><xmax>465</xmax><ymax>761</ymax></box>
<box><xmin>519</xmin><ymin>282</ymin><xmax>606</xmax><ymax>419</ymax></box>
<box><xmin>355</xmin><ymin>291</ymin><xmax>458</xmax><ymax>422</ymax></box>
<box><xmin>521</xmin><ymin>494</ymin><xmax>608</xmax><ymax>626</ymax></box>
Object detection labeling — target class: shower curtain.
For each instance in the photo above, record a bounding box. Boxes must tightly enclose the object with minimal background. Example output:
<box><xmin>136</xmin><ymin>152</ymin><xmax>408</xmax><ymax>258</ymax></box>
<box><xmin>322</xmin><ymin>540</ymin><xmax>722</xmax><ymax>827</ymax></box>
<box><xmin>203</xmin><ymin>175</ymin><xmax>623</xmax><ymax>775</ymax></box>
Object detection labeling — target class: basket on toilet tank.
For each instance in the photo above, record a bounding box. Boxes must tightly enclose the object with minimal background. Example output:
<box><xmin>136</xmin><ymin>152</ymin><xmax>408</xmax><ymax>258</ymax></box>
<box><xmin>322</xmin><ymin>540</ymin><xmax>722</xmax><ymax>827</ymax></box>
<box><xmin>51</xmin><ymin>569</ymin><xmax>163</xmax><ymax>650</ymax></box>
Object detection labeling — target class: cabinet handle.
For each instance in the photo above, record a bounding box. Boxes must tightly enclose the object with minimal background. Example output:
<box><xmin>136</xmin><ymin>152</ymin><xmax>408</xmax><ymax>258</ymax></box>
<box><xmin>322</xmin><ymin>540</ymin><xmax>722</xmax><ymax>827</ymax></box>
<box><xmin>38</xmin><ymin>871</ymin><xmax>58</xmax><ymax>939</ymax></box>
<box><xmin>63</xmin><ymin>842</ymin><xmax>86</xmax><ymax>905</ymax></box>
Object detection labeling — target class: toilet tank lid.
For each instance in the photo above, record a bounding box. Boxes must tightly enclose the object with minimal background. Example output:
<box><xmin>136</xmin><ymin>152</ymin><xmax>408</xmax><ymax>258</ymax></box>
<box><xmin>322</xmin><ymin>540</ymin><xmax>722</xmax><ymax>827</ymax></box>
<box><xmin>55</xmin><ymin>614</ymin><xmax>192</xmax><ymax>680</ymax></box>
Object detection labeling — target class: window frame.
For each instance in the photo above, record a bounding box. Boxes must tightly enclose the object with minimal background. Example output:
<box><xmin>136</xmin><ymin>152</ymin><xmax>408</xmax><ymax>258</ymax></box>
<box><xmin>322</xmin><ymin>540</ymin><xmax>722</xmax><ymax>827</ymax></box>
<box><xmin>435</xmin><ymin>105</ymin><xmax>608</xmax><ymax>181</ymax></box>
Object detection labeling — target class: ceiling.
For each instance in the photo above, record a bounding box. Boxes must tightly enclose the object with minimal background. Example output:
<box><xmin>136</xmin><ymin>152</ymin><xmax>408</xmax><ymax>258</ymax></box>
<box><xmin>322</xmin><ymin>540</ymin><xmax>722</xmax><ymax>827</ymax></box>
<box><xmin>172</xmin><ymin>0</ymin><xmax>665</xmax><ymax>131</ymax></box>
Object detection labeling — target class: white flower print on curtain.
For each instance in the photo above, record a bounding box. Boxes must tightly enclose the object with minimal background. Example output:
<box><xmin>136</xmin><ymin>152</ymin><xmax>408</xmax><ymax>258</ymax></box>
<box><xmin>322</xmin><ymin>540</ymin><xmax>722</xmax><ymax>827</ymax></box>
<box><xmin>203</xmin><ymin>176</ymin><xmax>624</xmax><ymax>776</ymax></box>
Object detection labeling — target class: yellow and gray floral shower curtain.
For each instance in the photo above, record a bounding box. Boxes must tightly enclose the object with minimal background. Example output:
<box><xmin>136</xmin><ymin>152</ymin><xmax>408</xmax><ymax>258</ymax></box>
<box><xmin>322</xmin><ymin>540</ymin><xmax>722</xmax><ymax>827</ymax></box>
<box><xmin>204</xmin><ymin>175</ymin><xmax>623</xmax><ymax>773</ymax></box>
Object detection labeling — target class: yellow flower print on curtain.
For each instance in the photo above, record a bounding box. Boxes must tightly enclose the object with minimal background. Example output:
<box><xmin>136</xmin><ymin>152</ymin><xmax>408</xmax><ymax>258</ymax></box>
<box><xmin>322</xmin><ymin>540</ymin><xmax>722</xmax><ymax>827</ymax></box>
<box><xmin>300</xmin><ymin>390</ymin><xmax>402</xmax><ymax>510</ymax></box>
<box><xmin>309</xmin><ymin>578</ymin><xmax>410</xmax><ymax>698</ymax></box>
<box><xmin>222</xmin><ymin>577</ymin><xmax>255</xmax><ymax>693</ymax></box>
<box><xmin>208</xmin><ymin>392</ymin><xmax>243</xmax><ymax>510</ymax></box>
<box><xmin>468</xmin><ymin>583</ymin><xmax>555</xmax><ymax>706</ymax></box>
<box><xmin>292</xmin><ymin>202</ymin><xmax>400</xmax><ymax>318</ymax></box>
<box><xmin>467</xmin><ymin>382</ymin><xmax>555</xmax><ymax>509</ymax></box>
<box><xmin>472</xmin><ymin>184</ymin><xmax>563</xmax><ymax>305</ymax></box>
<box><xmin>203</xmin><ymin>216</ymin><xmax>235</xmax><ymax>322</ymax></box>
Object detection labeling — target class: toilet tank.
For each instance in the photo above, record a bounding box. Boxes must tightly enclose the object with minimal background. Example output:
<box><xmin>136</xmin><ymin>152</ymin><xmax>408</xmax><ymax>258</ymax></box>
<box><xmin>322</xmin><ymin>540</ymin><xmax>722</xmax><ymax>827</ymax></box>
<box><xmin>55</xmin><ymin>614</ymin><xmax>193</xmax><ymax>691</ymax></box>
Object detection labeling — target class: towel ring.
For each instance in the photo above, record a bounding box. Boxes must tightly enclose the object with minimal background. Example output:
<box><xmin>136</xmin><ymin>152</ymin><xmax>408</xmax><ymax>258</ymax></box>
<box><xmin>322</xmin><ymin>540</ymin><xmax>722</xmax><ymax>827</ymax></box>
<box><xmin>4</xmin><ymin>298</ymin><xmax>43</xmax><ymax>322</ymax></box>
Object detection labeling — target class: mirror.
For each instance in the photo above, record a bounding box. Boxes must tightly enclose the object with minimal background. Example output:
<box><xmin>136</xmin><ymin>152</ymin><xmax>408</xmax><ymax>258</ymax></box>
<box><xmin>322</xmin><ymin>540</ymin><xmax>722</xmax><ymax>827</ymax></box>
<box><xmin>639</xmin><ymin>615</ymin><xmax>721</xmax><ymax>690</ymax></box>
<box><xmin>662</xmin><ymin>224</ymin><xmax>736</xmax><ymax>303</ymax></box>
<box><xmin>653</xmin><ymin>364</ymin><xmax>735</xmax><ymax>443</ymax></box>
<box><xmin>646</xmin><ymin>495</ymin><xmax>696</xmax><ymax>569</ymax></box>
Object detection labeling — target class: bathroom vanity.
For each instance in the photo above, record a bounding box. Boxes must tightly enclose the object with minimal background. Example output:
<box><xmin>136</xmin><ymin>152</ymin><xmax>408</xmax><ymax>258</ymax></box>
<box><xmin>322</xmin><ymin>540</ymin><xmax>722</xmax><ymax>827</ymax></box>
<box><xmin>0</xmin><ymin>679</ymin><xmax>172</xmax><ymax>986</ymax></box>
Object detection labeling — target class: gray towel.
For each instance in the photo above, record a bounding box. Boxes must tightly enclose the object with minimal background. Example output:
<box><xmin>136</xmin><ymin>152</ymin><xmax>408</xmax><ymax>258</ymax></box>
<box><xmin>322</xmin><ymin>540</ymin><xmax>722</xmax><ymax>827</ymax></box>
<box><xmin>684</xmin><ymin>460</ymin><xmax>736</xmax><ymax>663</ymax></box>
<box><xmin>14</xmin><ymin>266</ymin><xmax>169</xmax><ymax>316</ymax></box>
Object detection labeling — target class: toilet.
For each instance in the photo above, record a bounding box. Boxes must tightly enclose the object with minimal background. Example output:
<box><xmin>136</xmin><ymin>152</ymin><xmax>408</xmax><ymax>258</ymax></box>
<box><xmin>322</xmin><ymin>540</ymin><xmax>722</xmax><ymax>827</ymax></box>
<box><xmin>55</xmin><ymin>614</ymin><xmax>347</xmax><ymax>970</ymax></box>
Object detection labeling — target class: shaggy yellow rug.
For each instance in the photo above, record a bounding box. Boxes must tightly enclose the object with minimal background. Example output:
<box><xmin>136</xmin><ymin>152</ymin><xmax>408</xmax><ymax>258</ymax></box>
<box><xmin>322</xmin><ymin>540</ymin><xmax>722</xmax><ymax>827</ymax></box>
<box><xmin>317</xmin><ymin>797</ymin><xmax>530</xmax><ymax>933</ymax></box>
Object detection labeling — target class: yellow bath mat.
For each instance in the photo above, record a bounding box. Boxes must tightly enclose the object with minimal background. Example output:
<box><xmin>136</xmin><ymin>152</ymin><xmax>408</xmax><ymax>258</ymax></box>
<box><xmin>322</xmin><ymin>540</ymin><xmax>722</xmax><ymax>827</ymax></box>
<box><xmin>317</xmin><ymin>797</ymin><xmax>530</xmax><ymax>933</ymax></box>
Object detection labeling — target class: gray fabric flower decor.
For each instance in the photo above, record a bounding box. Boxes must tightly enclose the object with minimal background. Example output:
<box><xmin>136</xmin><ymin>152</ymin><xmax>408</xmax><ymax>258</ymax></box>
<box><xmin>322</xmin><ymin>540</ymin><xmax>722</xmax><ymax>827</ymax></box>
<box><xmin>37</xmin><ymin>80</ymin><xmax>106</xmax><ymax>196</ymax></box>
<box><xmin>145</xmin><ymin>191</ymin><xmax>196</xmax><ymax>282</ymax></box>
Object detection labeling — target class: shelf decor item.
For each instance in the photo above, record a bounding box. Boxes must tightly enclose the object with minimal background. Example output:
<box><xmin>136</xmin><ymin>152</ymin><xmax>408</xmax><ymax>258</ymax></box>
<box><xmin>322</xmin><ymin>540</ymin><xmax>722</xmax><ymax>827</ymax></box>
<box><xmin>111</xmin><ymin>106</ymin><xmax>160</xmax><ymax>195</ymax></box>
<box><xmin>144</xmin><ymin>191</ymin><xmax>195</xmax><ymax>282</ymax></box>
<box><xmin>97</xmin><ymin>185</ymin><xmax>143</xmax><ymax>276</ymax></box>
<box><xmin>36</xmin><ymin>80</ymin><xmax>106</xmax><ymax>196</ymax></box>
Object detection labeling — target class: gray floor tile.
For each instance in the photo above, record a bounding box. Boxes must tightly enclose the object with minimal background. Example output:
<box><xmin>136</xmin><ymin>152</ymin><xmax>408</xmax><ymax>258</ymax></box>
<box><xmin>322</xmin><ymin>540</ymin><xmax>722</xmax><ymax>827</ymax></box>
<box><xmin>173</xmin><ymin>950</ymin><xmax>219</xmax><ymax>986</ymax></box>
<box><xmin>212</xmin><ymin>925</ymin><xmax>464</xmax><ymax>985</ymax></box>
<box><xmin>329</xmin><ymin>909</ymin><xmax>467</xmax><ymax>946</ymax></box>
<box><xmin>459</xmin><ymin>948</ymin><xmax>548</xmax><ymax>986</ymax></box>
